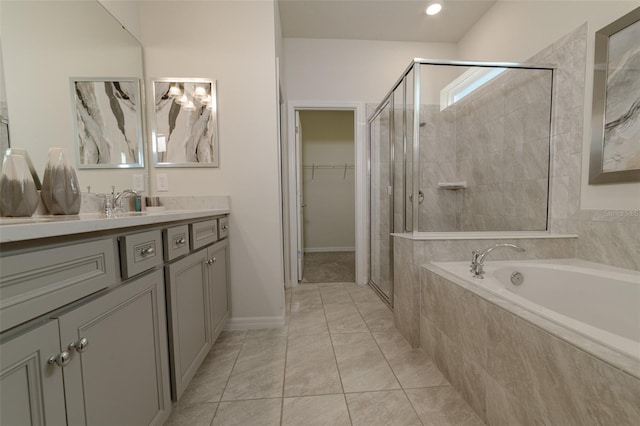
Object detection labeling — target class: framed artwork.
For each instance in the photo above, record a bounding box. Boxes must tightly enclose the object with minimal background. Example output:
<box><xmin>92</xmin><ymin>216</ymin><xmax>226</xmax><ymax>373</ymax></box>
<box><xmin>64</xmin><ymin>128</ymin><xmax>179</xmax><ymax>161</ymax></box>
<box><xmin>152</xmin><ymin>78</ymin><xmax>219</xmax><ymax>167</ymax></box>
<box><xmin>71</xmin><ymin>78</ymin><xmax>144</xmax><ymax>168</ymax></box>
<box><xmin>589</xmin><ymin>7</ymin><xmax>640</xmax><ymax>184</ymax></box>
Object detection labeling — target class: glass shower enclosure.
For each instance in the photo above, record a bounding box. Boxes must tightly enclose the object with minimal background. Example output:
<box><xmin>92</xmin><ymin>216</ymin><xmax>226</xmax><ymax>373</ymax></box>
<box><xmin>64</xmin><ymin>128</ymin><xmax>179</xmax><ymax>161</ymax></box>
<box><xmin>368</xmin><ymin>59</ymin><xmax>555</xmax><ymax>306</ymax></box>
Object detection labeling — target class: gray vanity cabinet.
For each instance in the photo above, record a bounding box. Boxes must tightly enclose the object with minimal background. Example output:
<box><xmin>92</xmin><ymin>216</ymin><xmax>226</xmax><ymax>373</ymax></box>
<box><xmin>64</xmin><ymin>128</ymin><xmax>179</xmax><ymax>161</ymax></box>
<box><xmin>207</xmin><ymin>238</ymin><xmax>230</xmax><ymax>340</ymax></box>
<box><xmin>0</xmin><ymin>269</ymin><xmax>170</xmax><ymax>426</ymax></box>
<box><xmin>55</xmin><ymin>269</ymin><xmax>171</xmax><ymax>426</ymax></box>
<box><xmin>165</xmin><ymin>248</ymin><xmax>213</xmax><ymax>400</ymax></box>
<box><xmin>0</xmin><ymin>320</ymin><xmax>67</xmax><ymax>426</ymax></box>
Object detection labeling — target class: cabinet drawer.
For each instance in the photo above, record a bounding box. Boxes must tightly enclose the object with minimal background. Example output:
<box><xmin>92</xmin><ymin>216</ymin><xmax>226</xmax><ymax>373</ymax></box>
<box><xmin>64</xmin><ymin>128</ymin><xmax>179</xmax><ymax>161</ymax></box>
<box><xmin>163</xmin><ymin>225</ymin><xmax>190</xmax><ymax>262</ymax></box>
<box><xmin>218</xmin><ymin>216</ymin><xmax>229</xmax><ymax>240</ymax></box>
<box><xmin>119</xmin><ymin>230</ymin><xmax>162</xmax><ymax>279</ymax></box>
<box><xmin>190</xmin><ymin>219</ymin><xmax>218</xmax><ymax>250</ymax></box>
<box><xmin>0</xmin><ymin>238</ymin><xmax>115</xmax><ymax>333</ymax></box>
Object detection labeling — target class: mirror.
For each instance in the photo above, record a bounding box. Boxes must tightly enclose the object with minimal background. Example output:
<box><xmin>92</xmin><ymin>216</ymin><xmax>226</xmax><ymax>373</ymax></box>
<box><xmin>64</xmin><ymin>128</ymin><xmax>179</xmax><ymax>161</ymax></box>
<box><xmin>153</xmin><ymin>79</ymin><xmax>219</xmax><ymax>167</ymax></box>
<box><xmin>0</xmin><ymin>0</ymin><xmax>147</xmax><ymax>194</ymax></box>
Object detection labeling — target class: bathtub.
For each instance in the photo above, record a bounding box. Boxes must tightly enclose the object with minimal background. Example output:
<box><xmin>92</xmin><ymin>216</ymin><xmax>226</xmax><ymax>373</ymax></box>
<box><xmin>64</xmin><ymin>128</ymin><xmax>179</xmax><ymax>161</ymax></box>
<box><xmin>430</xmin><ymin>259</ymin><xmax>640</xmax><ymax>362</ymax></box>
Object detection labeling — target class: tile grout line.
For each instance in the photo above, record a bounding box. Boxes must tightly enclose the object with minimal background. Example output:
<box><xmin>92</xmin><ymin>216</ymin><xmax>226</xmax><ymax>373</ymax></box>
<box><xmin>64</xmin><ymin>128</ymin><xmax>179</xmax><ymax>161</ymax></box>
<box><xmin>282</xmin><ymin>284</ymin><xmax>294</xmax><ymax>425</ymax></box>
<box><xmin>280</xmin><ymin>330</ymin><xmax>290</xmax><ymax>426</ymax></box>
<box><xmin>208</xmin><ymin>331</ymin><xmax>248</xmax><ymax>425</ymax></box>
<box><xmin>324</xmin><ymin>283</ymin><xmax>353</xmax><ymax>425</ymax></box>
<box><xmin>368</xmin><ymin>312</ymin><xmax>426</xmax><ymax>426</ymax></box>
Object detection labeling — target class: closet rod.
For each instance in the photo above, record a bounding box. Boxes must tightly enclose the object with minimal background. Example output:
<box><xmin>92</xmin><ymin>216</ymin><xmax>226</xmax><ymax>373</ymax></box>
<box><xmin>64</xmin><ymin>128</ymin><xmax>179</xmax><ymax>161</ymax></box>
<box><xmin>302</xmin><ymin>164</ymin><xmax>355</xmax><ymax>169</ymax></box>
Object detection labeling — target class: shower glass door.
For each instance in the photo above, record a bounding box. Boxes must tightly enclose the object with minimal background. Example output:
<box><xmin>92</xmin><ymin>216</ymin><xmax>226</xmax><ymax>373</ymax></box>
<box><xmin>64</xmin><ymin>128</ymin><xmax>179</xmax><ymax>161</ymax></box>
<box><xmin>369</xmin><ymin>100</ymin><xmax>393</xmax><ymax>303</ymax></box>
<box><xmin>369</xmin><ymin>71</ymin><xmax>412</xmax><ymax>306</ymax></box>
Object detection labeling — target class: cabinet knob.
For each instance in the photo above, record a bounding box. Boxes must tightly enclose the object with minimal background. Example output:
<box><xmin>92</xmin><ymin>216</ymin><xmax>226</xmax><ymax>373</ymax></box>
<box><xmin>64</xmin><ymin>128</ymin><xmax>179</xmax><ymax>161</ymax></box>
<box><xmin>212</xmin><ymin>257</ymin><xmax>217</xmax><ymax>263</ymax></box>
<box><xmin>69</xmin><ymin>337</ymin><xmax>89</xmax><ymax>353</ymax></box>
<box><xmin>141</xmin><ymin>247</ymin><xmax>155</xmax><ymax>256</ymax></box>
<box><xmin>176</xmin><ymin>238</ymin><xmax>186</xmax><ymax>245</ymax></box>
<box><xmin>222</xmin><ymin>225</ymin><xmax>229</xmax><ymax>230</ymax></box>
<box><xmin>48</xmin><ymin>351</ymin><xmax>72</xmax><ymax>368</ymax></box>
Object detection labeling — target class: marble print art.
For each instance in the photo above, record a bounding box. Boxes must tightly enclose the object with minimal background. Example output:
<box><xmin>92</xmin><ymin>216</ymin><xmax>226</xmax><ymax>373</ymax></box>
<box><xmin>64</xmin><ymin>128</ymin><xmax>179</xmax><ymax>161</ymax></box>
<box><xmin>73</xmin><ymin>79</ymin><xmax>142</xmax><ymax>167</ymax></box>
<box><xmin>602</xmin><ymin>19</ymin><xmax>640</xmax><ymax>173</ymax></box>
<box><xmin>153</xmin><ymin>80</ymin><xmax>217</xmax><ymax>167</ymax></box>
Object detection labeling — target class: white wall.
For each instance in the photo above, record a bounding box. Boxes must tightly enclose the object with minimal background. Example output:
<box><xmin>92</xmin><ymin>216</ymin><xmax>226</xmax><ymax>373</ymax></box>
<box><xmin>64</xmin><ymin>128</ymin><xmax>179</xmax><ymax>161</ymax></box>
<box><xmin>458</xmin><ymin>0</ymin><xmax>640</xmax><ymax>211</ymax></box>
<box><xmin>300</xmin><ymin>110</ymin><xmax>355</xmax><ymax>250</ymax></box>
<box><xmin>139</xmin><ymin>0</ymin><xmax>285</xmax><ymax>324</ymax></box>
<box><xmin>99</xmin><ymin>0</ymin><xmax>141</xmax><ymax>41</ymax></box>
<box><xmin>284</xmin><ymin>38</ymin><xmax>457</xmax><ymax>103</ymax></box>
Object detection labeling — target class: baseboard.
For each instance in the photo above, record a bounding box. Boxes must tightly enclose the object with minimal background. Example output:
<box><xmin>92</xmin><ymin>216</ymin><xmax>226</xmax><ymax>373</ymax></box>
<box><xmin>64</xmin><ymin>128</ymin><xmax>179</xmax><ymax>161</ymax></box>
<box><xmin>224</xmin><ymin>315</ymin><xmax>287</xmax><ymax>330</ymax></box>
<box><xmin>304</xmin><ymin>247</ymin><xmax>355</xmax><ymax>253</ymax></box>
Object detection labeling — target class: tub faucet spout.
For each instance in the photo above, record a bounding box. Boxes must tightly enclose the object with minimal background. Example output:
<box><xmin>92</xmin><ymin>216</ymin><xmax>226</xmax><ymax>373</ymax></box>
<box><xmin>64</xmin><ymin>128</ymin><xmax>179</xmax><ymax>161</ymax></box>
<box><xmin>471</xmin><ymin>243</ymin><xmax>525</xmax><ymax>279</ymax></box>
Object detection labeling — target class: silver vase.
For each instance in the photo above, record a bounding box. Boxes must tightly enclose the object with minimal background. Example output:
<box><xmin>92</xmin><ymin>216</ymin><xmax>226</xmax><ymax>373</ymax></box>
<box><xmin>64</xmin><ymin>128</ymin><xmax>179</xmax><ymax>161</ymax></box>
<box><xmin>41</xmin><ymin>147</ymin><xmax>81</xmax><ymax>215</ymax></box>
<box><xmin>0</xmin><ymin>154</ymin><xmax>40</xmax><ymax>217</ymax></box>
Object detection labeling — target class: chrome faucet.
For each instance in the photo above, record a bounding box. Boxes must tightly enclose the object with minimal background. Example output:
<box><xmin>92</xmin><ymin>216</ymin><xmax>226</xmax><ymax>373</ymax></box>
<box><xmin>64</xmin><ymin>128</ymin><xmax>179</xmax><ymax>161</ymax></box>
<box><xmin>113</xmin><ymin>188</ymin><xmax>139</xmax><ymax>209</ymax></box>
<box><xmin>470</xmin><ymin>243</ymin><xmax>525</xmax><ymax>279</ymax></box>
<box><xmin>102</xmin><ymin>187</ymin><xmax>139</xmax><ymax>217</ymax></box>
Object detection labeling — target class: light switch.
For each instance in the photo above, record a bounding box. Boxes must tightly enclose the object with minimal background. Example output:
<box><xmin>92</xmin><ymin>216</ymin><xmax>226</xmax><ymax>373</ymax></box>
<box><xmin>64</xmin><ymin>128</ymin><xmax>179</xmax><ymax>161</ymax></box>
<box><xmin>157</xmin><ymin>174</ymin><xmax>169</xmax><ymax>192</ymax></box>
<box><xmin>132</xmin><ymin>174</ymin><xmax>145</xmax><ymax>192</ymax></box>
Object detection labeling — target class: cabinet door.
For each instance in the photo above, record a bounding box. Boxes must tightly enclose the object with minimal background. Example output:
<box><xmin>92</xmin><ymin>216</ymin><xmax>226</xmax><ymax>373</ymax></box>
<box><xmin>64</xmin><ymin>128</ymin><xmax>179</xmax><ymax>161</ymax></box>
<box><xmin>165</xmin><ymin>249</ymin><xmax>212</xmax><ymax>400</ymax></box>
<box><xmin>0</xmin><ymin>320</ymin><xmax>66</xmax><ymax>426</ymax></box>
<box><xmin>207</xmin><ymin>239</ymin><xmax>230</xmax><ymax>341</ymax></box>
<box><xmin>57</xmin><ymin>269</ymin><xmax>171</xmax><ymax>426</ymax></box>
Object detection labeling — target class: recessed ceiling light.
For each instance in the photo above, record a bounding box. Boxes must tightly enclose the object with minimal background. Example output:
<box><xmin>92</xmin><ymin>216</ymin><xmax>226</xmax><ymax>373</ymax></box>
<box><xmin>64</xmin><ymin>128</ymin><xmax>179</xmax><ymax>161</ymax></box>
<box><xmin>425</xmin><ymin>1</ymin><xmax>443</xmax><ymax>16</ymax></box>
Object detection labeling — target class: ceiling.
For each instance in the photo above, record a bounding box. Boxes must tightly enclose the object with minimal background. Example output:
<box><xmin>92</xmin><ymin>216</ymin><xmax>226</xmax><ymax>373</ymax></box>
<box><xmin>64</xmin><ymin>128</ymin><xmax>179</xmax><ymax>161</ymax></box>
<box><xmin>278</xmin><ymin>0</ymin><xmax>497</xmax><ymax>43</ymax></box>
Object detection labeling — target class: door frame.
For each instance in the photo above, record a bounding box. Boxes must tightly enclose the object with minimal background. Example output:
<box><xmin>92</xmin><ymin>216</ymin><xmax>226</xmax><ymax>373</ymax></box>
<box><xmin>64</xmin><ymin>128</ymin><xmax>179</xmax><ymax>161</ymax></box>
<box><xmin>286</xmin><ymin>101</ymin><xmax>367</xmax><ymax>287</ymax></box>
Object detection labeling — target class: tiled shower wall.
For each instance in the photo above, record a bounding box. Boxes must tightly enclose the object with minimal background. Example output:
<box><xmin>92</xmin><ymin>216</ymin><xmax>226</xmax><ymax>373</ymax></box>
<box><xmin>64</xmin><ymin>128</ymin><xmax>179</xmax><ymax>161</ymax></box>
<box><xmin>370</xmin><ymin>23</ymin><xmax>638</xmax><ymax>270</ymax></box>
<box><xmin>534</xmin><ymin>24</ymin><xmax>640</xmax><ymax>271</ymax></box>
<box><xmin>419</xmin><ymin>68</ymin><xmax>552</xmax><ymax>232</ymax></box>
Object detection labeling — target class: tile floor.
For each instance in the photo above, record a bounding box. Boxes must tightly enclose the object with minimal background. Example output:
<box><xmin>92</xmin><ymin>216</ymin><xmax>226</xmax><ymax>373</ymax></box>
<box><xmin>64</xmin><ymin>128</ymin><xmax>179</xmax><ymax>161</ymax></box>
<box><xmin>302</xmin><ymin>252</ymin><xmax>355</xmax><ymax>283</ymax></box>
<box><xmin>164</xmin><ymin>282</ymin><xmax>484</xmax><ymax>426</ymax></box>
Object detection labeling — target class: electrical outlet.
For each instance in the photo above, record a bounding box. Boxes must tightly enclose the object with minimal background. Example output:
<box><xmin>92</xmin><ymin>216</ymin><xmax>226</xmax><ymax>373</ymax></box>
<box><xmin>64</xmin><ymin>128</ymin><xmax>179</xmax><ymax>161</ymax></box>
<box><xmin>132</xmin><ymin>174</ymin><xmax>145</xmax><ymax>192</ymax></box>
<box><xmin>157</xmin><ymin>174</ymin><xmax>169</xmax><ymax>192</ymax></box>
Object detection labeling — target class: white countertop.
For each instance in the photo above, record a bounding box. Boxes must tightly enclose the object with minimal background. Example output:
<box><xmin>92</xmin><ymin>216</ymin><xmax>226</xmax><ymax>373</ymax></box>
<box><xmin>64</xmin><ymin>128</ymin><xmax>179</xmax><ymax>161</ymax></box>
<box><xmin>0</xmin><ymin>209</ymin><xmax>230</xmax><ymax>243</ymax></box>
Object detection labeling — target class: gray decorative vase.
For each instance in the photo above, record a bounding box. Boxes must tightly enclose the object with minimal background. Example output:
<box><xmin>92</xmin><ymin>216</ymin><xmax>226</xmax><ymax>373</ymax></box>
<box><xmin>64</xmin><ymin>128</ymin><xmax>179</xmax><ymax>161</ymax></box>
<box><xmin>0</xmin><ymin>154</ymin><xmax>40</xmax><ymax>217</ymax></box>
<box><xmin>41</xmin><ymin>147</ymin><xmax>81</xmax><ymax>215</ymax></box>
<box><xmin>5</xmin><ymin>147</ymin><xmax>42</xmax><ymax>189</ymax></box>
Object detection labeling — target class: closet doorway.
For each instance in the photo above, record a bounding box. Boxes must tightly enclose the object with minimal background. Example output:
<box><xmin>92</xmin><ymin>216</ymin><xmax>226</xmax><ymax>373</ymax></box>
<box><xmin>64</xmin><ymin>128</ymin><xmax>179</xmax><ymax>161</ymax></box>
<box><xmin>298</xmin><ymin>110</ymin><xmax>355</xmax><ymax>283</ymax></box>
<box><xmin>286</xmin><ymin>102</ymin><xmax>366</xmax><ymax>287</ymax></box>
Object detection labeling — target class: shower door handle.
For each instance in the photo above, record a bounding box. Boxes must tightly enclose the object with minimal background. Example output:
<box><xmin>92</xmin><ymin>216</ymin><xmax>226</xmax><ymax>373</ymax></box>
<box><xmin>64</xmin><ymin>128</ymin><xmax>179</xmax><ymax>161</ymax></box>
<box><xmin>408</xmin><ymin>190</ymin><xmax>424</xmax><ymax>204</ymax></box>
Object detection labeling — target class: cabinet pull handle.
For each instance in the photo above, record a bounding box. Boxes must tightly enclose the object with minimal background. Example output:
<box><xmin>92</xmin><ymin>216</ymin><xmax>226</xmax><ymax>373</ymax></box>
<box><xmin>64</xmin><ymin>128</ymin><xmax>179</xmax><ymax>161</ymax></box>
<box><xmin>141</xmin><ymin>247</ymin><xmax>155</xmax><ymax>256</ymax></box>
<box><xmin>176</xmin><ymin>238</ymin><xmax>186</xmax><ymax>245</ymax></box>
<box><xmin>48</xmin><ymin>351</ymin><xmax>72</xmax><ymax>368</ymax></box>
<box><xmin>69</xmin><ymin>337</ymin><xmax>89</xmax><ymax>353</ymax></box>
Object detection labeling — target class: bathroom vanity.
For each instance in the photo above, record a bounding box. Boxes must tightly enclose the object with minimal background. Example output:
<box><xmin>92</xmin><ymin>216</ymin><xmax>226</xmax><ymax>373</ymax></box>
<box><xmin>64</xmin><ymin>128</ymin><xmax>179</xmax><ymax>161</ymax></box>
<box><xmin>0</xmin><ymin>208</ymin><xmax>230</xmax><ymax>426</ymax></box>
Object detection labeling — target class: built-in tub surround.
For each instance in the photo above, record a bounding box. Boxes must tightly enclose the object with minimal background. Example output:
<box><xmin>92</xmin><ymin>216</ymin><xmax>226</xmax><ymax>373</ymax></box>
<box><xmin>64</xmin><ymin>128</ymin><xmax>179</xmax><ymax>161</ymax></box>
<box><xmin>392</xmin><ymin>232</ymin><xmax>578</xmax><ymax>346</ymax></box>
<box><xmin>421</xmin><ymin>261</ymin><xmax>640</xmax><ymax>425</ymax></box>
